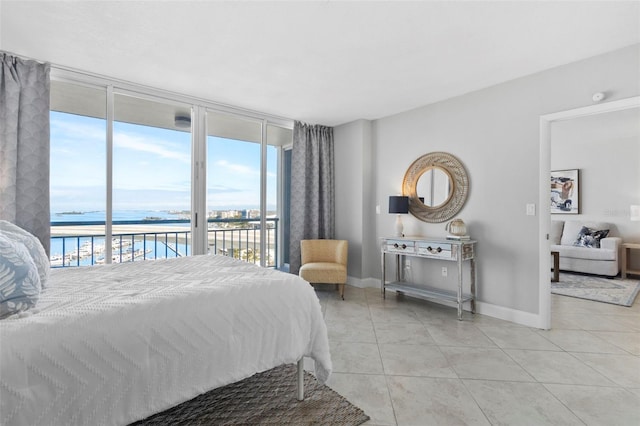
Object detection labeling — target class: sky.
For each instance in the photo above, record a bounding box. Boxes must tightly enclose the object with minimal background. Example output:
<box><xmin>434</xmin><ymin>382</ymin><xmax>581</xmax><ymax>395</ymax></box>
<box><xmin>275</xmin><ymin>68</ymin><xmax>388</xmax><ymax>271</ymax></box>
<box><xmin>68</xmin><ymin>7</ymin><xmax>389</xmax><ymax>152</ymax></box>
<box><xmin>50</xmin><ymin>111</ymin><xmax>278</xmax><ymax>214</ymax></box>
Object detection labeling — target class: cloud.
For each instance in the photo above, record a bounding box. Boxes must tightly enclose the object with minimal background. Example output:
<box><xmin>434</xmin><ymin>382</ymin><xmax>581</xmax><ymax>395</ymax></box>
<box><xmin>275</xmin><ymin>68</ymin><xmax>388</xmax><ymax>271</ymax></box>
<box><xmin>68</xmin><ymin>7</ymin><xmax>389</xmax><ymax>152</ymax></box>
<box><xmin>207</xmin><ymin>185</ymin><xmax>243</xmax><ymax>194</ymax></box>
<box><xmin>114</xmin><ymin>132</ymin><xmax>190</xmax><ymax>164</ymax></box>
<box><xmin>115</xmin><ymin>181</ymin><xmax>191</xmax><ymax>192</ymax></box>
<box><xmin>214</xmin><ymin>160</ymin><xmax>259</xmax><ymax>176</ymax></box>
<box><xmin>51</xmin><ymin>115</ymin><xmax>190</xmax><ymax>164</ymax></box>
<box><xmin>50</xmin><ymin>117</ymin><xmax>105</xmax><ymax>144</ymax></box>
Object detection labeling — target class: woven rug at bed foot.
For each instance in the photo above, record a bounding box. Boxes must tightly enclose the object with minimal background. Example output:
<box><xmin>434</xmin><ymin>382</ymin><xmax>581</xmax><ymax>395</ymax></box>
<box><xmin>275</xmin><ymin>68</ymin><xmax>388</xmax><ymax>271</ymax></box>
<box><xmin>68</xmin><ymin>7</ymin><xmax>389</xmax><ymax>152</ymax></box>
<box><xmin>131</xmin><ymin>364</ymin><xmax>370</xmax><ymax>425</ymax></box>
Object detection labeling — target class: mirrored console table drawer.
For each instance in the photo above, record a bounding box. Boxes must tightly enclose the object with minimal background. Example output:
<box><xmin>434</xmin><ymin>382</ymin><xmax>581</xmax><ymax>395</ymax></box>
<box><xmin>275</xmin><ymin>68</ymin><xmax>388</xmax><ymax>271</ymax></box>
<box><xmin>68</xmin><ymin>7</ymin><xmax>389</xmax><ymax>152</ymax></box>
<box><xmin>416</xmin><ymin>241</ymin><xmax>452</xmax><ymax>259</ymax></box>
<box><xmin>384</xmin><ymin>239</ymin><xmax>416</xmax><ymax>254</ymax></box>
<box><xmin>381</xmin><ymin>236</ymin><xmax>477</xmax><ymax>320</ymax></box>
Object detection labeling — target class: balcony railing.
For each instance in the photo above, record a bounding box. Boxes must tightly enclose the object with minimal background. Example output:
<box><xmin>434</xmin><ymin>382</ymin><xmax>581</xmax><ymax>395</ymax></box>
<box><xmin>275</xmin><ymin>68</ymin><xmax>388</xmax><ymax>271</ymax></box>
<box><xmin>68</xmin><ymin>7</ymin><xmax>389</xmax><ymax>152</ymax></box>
<box><xmin>50</xmin><ymin>218</ymin><xmax>279</xmax><ymax>268</ymax></box>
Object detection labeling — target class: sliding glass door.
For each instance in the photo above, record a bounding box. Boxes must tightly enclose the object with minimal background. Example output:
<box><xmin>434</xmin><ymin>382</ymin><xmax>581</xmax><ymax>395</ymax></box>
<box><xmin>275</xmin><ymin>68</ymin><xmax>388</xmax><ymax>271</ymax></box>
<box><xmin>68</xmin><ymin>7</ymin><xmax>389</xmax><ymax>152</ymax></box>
<box><xmin>50</xmin><ymin>82</ymin><xmax>194</xmax><ymax>266</ymax></box>
<box><xmin>204</xmin><ymin>113</ymin><xmax>291</xmax><ymax>268</ymax></box>
<box><xmin>112</xmin><ymin>93</ymin><xmax>192</xmax><ymax>262</ymax></box>
<box><xmin>205</xmin><ymin>111</ymin><xmax>267</xmax><ymax>265</ymax></box>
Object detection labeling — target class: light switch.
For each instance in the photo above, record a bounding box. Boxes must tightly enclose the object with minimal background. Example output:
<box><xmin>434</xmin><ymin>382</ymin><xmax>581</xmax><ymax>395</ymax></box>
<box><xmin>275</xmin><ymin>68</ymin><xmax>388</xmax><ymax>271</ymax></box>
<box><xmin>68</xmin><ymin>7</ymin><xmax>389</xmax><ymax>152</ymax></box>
<box><xmin>376</xmin><ymin>205</ymin><xmax>380</xmax><ymax>214</ymax></box>
<box><xmin>526</xmin><ymin>204</ymin><xmax>536</xmax><ymax>216</ymax></box>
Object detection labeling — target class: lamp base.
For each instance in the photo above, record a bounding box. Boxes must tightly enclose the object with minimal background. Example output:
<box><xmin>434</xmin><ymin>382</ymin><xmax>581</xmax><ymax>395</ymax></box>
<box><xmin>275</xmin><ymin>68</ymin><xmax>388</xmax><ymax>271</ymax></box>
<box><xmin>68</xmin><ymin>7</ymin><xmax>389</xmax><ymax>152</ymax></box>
<box><xmin>395</xmin><ymin>214</ymin><xmax>404</xmax><ymax>237</ymax></box>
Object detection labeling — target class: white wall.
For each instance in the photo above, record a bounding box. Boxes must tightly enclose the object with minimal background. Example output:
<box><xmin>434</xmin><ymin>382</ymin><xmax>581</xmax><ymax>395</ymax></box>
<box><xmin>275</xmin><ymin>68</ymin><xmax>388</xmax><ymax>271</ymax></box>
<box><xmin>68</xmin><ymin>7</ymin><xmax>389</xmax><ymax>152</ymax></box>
<box><xmin>334</xmin><ymin>119</ymin><xmax>376</xmax><ymax>283</ymax></box>
<box><xmin>335</xmin><ymin>44</ymin><xmax>640</xmax><ymax>323</ymax></box>
<box><xmin>551</xmin><ymin>107</ymin><xmax>640</xmax><ymax>269</ymax></box>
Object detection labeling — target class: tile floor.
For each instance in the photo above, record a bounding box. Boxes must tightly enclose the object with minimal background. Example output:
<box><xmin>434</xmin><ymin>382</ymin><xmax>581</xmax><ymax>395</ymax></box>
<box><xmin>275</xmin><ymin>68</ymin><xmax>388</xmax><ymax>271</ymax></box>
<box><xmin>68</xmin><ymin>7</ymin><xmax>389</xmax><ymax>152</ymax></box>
<box><xmin>310</xmin><ymin>285</ymin><xmax>640</xmax><ymax>426</ymax></box>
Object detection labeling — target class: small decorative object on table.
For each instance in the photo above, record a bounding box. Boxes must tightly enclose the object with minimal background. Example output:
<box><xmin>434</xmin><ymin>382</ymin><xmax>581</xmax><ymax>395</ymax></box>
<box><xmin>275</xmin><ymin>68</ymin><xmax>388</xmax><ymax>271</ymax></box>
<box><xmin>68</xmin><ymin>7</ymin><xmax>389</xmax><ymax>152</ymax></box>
<box><xmin>445</xmin><ymin>218</ymin><xmax>469</xmax><ymax>240</ymax></box>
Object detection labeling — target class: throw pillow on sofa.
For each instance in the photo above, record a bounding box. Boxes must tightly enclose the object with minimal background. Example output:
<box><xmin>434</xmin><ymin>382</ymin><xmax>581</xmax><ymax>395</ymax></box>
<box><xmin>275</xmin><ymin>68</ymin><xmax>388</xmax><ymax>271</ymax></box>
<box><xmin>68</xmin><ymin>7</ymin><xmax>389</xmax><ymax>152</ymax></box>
<box><xmin>573</xmin><ymin>226</ymin><xmax>610</xmax><ymax>248</ymax></box>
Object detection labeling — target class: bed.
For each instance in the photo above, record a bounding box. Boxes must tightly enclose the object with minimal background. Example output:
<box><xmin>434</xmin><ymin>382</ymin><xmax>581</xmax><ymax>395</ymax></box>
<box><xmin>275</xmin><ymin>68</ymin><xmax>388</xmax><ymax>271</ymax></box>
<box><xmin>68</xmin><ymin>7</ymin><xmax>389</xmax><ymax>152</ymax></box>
<box><xmin>0</xmin><ymin>254</ymin><xmax>332</xmax><ymax>425</ymax></box>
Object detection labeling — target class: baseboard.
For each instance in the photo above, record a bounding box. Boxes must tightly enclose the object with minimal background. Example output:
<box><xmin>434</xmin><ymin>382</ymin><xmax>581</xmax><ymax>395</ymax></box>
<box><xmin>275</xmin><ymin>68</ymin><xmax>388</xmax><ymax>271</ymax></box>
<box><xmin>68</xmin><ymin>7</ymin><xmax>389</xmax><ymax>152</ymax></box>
<box><xmin>475</xmin><ymin>301</ymin><xmax>545</xmax><ymax>329</ymax></box>
<box><xmin>346</xmin><ymin>276</ymin><xmax>379</xmax><ymax>288</ymax></box>
<box><xmin>344</xmin><ymin>279</ymin><xmax>545</xmax><ymax>329</ymax></box>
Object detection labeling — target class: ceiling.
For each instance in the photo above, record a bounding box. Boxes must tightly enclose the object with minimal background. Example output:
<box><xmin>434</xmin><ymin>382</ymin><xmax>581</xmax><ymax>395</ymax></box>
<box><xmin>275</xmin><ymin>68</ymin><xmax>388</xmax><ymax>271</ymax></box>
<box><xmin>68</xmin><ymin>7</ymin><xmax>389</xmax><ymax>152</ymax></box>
<box><xmin>1</xmin><ymin>1</ymin><xmax>639</xmax><ymax>127</ymax></box>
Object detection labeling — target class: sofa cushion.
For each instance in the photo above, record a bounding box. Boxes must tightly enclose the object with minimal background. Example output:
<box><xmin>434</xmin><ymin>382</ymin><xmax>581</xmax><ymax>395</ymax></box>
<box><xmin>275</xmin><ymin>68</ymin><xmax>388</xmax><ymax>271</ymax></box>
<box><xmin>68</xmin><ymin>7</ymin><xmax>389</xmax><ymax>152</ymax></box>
<box><xmin>551</xmin><ymin>244</ymin><xmax>616</xmax><ymax>261</ymax></box>
<box><xmin>550</xmin><ymin>221</ymin><xmax>564</xmax><ymax>245</ymax></box>
<box><xmin>560</xmin><ymin>221</ymin><xmax>611</xmax><ymax>246</ymax></box>
<box><xmin>573</xmin><ymin>226</ymin><xmax>609</xmax><ymax>248</ymax></box>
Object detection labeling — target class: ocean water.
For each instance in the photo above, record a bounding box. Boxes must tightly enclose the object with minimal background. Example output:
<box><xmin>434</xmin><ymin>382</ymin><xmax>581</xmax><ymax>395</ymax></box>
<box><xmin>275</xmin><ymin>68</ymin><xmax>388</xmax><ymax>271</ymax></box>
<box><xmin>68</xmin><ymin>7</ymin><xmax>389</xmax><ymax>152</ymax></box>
<box><xmin>50</xmin><ymin>210</ymin><xmax>191</xmax><ymax>264</ymax></box>
<box><xmin>51</xmin><ymin>209</ymin><xmax>187</xmax><ymax>223</ymax></box>
<box><xmin>50</xmin><ymin>236</ymin><xmax>190</xmax><ymax>266</ymax></box>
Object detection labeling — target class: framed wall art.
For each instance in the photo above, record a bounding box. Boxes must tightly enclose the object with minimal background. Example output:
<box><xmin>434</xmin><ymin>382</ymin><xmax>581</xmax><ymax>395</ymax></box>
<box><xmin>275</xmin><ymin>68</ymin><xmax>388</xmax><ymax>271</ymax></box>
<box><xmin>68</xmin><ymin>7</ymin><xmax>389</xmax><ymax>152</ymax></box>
<box><xmin>550</xmin><ymin>169</ymin><xmax>579</xmax><ymax>214</ymax></box>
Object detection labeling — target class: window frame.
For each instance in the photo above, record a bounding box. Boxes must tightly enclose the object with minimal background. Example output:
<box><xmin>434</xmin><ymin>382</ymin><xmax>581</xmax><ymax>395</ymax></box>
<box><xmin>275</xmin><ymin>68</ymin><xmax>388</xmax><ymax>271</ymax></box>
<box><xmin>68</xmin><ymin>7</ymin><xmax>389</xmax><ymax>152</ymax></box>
<box><xmin>50</xmin><ymin>67</ymin><xmax>293</xmax><ymax>266</ymax></box>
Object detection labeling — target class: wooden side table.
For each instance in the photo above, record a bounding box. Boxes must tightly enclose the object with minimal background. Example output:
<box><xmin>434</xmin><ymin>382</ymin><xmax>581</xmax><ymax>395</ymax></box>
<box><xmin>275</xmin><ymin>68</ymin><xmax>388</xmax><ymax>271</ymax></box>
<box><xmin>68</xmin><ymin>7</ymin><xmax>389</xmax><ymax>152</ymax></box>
<box><xmin>551</xmin><ymin>251</ymin><xmax>559</xmax><ymax>282</ymax></box>
<box><xmin>621</xmin><ymin>243</ymin><xmax>640</xmax><ymax>279</ymax></box>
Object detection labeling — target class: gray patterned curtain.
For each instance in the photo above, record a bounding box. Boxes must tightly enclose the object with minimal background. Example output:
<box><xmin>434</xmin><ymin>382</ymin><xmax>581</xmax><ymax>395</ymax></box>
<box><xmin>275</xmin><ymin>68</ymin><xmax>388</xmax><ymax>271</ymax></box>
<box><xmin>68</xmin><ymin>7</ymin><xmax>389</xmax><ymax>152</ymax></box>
<box><xmin>0</xmin><ymin>53</ymin><xmax>51</xmax><ymax>254</ymax></box>
<box><xmin>289</xmin><ymin>121</ymin><xmax>334</xmax><ymax>274</ymax></box>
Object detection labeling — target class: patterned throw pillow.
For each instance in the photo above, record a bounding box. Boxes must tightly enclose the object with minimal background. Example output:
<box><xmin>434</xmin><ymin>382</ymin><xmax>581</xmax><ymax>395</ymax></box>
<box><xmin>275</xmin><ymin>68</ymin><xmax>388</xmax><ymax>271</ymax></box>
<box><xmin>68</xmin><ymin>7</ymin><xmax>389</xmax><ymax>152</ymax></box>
<box><xmin>0</xmin><ymin>220</ymin><xmax>50</xmax><ymax>288</ymax></box>
<box><xmin>0</xmin><ymin>233</ymin><xmax>42</xmax><ymax>319</ymax></box>
<box><xmin>573</xmin><ymin>226</ymin><xmax>610</xmax><ymax>248</ymax></box>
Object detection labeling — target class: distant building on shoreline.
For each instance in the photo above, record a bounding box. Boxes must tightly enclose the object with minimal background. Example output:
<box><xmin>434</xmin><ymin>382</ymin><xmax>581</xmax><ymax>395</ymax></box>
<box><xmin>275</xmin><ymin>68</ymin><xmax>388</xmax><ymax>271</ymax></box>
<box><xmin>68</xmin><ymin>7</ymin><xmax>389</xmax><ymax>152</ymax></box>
<box><xmin>209</xmin><ymin>209</ymin><xmax>262</xmax><ymax>220</ymax></box>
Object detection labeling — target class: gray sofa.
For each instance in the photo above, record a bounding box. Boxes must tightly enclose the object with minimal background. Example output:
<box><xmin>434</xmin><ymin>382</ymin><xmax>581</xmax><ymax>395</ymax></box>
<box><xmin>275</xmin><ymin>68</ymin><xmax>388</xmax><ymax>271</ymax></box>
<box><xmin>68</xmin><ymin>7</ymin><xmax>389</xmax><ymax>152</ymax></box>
<box><xmin>550</xmin><ymin>220</ymin><xmax>621</xmax><ymax>277</ymax></box>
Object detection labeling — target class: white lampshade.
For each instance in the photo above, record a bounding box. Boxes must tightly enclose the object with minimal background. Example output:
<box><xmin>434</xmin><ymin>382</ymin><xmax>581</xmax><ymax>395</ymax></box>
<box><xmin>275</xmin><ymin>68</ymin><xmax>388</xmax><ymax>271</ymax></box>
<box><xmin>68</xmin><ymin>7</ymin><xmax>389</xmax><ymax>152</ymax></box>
<box><xmin>631</xmin><ymin>205</ymin><xmax>640</xmax><ymax>221</ymax></box>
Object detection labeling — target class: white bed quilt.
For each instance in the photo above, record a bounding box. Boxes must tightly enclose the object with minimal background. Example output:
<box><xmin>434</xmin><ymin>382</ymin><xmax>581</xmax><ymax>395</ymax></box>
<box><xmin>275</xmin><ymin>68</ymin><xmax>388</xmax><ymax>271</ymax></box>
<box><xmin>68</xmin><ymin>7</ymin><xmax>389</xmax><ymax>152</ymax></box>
<box><xmin>0</xmin><ymin>255</ymin><xmax>332</xmax><ymax>425</ymax></box>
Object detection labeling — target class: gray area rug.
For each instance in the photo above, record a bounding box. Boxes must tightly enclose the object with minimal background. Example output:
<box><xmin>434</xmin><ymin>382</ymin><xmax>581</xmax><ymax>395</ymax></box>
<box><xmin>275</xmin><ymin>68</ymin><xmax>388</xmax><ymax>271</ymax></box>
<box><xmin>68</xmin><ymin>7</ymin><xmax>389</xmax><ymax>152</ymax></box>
<box><xmin>552</xmin><ymin>273</ymin><xmax>640</xmax><ymax>306</ymax></box>
<box><xmin>131</xmin><ymin>364</ymin><xmax>370</xmax><ymax>425</ymax></box>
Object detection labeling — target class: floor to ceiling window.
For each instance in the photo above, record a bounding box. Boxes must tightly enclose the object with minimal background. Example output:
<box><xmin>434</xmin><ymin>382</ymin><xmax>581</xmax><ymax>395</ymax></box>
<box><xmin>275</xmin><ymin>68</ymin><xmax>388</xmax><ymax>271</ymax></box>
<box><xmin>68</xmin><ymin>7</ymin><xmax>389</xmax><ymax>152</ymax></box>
<box><xmin>49</xmin><ymin>81</ymin><xmax>107</xmax><ymax>267</ymax></box>
<box><xmin>49</xmin><ymin>73</ymin><xmax>292</xmax><ymax>268</ymax></box>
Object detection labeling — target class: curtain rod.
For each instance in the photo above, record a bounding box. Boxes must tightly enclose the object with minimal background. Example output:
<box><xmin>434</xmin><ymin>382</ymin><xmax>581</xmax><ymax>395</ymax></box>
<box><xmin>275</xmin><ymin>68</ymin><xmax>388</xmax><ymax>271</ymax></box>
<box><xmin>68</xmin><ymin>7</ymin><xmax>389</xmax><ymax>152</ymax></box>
<box><xmin>1</xmin><ymin>49</ymin><xmax>294</xmax><ymax>127</ymax></box>
<box><xmin>1</xmin><ymin>49</ymin><xmax>48</xmax><ymax>65</ymax></box>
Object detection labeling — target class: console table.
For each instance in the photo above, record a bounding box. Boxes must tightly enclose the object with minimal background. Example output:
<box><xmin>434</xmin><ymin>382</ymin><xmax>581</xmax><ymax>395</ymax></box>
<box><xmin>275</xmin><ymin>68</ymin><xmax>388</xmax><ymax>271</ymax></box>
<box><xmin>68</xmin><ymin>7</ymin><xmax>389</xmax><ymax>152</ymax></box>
<box><xmin>381</xmin><ymin>237</ymin><xmax>477</xmax><ymax>320</ymax></box>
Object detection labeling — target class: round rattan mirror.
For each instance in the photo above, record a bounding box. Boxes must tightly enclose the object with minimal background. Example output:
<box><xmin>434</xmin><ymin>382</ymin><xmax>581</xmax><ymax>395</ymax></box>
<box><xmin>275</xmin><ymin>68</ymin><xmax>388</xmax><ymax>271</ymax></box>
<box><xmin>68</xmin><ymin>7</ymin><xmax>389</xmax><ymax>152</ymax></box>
<box><xmin>402</xmin><ymin>152</ymin><xmax>469</xmax><ymax>223</ymax></box>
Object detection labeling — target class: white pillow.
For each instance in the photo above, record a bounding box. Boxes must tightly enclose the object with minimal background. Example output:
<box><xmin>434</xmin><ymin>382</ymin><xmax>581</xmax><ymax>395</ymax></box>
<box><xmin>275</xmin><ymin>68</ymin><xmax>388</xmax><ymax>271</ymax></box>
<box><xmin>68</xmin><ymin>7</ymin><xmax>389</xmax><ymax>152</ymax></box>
<box><xmin>0</xmin><ymin>233</ymin><xmax>42</xmax><ymax>319</ymax></box>
<box><xmin>0</xmin><ymin>220</ymin><xmax>50</xmax><ymax>288</ymax></box>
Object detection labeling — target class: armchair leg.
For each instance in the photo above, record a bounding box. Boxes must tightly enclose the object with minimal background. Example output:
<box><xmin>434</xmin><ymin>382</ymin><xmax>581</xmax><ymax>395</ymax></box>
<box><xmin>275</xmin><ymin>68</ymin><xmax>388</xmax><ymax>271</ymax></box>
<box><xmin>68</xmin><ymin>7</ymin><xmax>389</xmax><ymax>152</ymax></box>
<box><xmin>340</xmin><ymin>283</ymin><xmax>345</xmax><ymax>300</ymax></box>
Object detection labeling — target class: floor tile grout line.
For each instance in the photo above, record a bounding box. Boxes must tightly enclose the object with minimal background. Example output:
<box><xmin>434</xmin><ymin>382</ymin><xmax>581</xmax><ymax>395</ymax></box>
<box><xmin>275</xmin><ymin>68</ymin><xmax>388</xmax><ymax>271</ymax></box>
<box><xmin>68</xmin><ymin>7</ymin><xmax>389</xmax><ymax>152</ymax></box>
<box><xmin>582</xmin><ymin>329</ymin><xmax>640</xmax><ymax>356</ymax></box>
<box><xmin>484</xmin><ymin>344</ymin><xmax>539</xmax><ymax>384</ymax></box>
<box><xmin>457</xmin><ymin>377</ymin><xmax>500</xmax><ymax>426</ymax></box>
<box><xmin>538</xmin><ymin>382</ymin><xmax>590</xmax><ymax>426</ymax></box>
<box><xmin>563</xmin><ymin>350</ymin><xmax>623</xmax><ymax>387</ymax></box>
<box><xmin>370</xmin><ymin>299</ymin><xmax>399</xmax><ymax>426</ymax></box>
<box><xmin>545</xmin><ymin>324</ymin><xmax>639</xmax><ymax>349</ymax></box>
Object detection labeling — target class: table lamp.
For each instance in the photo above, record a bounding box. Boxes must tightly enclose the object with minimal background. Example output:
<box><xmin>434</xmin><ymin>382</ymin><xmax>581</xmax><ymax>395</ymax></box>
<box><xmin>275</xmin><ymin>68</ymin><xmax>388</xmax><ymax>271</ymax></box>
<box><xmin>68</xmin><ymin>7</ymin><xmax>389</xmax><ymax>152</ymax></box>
<box><xmin>389</xmin><ymin>196</ymin><xmax>409</xmax><ymax>237</ymax></box>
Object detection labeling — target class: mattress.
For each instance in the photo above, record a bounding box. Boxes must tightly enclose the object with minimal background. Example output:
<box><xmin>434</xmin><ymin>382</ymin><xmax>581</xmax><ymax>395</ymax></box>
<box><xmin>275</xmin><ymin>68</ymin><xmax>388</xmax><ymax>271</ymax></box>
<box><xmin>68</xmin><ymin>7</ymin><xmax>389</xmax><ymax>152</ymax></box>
<box><xmin>0</xmin><ymin>255</ymin><xmax>332</xmax><ymax>425</ymax></box>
